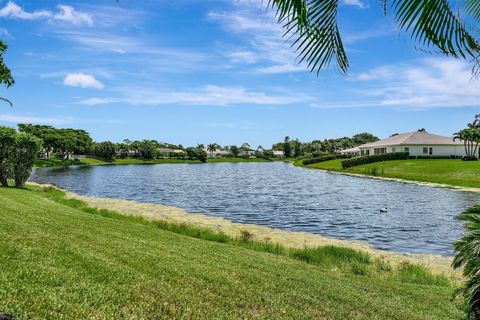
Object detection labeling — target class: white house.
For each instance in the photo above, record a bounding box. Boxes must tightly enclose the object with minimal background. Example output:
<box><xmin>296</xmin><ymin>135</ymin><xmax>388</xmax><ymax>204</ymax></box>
<box><xmin>356</xmin><ymin>131</ymin><xmax>467</xmax><ymax>157</ymax></box>
<box><xmin>272</xmin><ymin>150</ymin><xmax>285</xmax><ymax>157</ymax></box>
<box><xmin>339</xmin><ymin>147</ymin><xmax>360</xmax><ymax>156</ymax></box>
<box><xmin>204</xmin><ymin>148</ymin><xmax>231</xmax><ymax>158</ymax></box>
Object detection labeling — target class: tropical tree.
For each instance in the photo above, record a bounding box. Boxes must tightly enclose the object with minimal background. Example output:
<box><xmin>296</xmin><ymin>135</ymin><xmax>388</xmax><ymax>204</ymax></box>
<box><xmin>283</xmin><ymin>136</ymin><xmax>292</xmax><ymax>158</ymax></box>
<box><xmin>0</xmin><ymin>126</ymin><xmax>16</xmax><ymax>186</ymax></box>
<box><xmin>138</xmin><ymin>140</ymin><xmax>158</xmax><ymax>159</ymax></box>
<box><xmin>453</xmin><ymin>205</ymin><xmax>480</xmax><ymax>319</ymax></box>
<box><xmin>10</xmin><ymin>133</ymin><xmax>43</xmax><ymax>188</ymax></box>
<box><xmin>207</xmin><ymin>143</ymin><xmax>218</xmax><ymax>157</ymax></box>
<box><xmin>0</xmin><ymin>40</ymin><xmax>14</xmax><ymax>106</ymax></box>
<box><xmin>94</xmin><ymin>141</ymin><xmax>117</xmax><ymax>161</ymax></box>
<box><xmin>230</xmin><ymin>145</ymin><xmax>239</xmax><ymax>157</ymax></box>
<box><xmin>454</xmin><ymin>128</ymin><xmax>480</xmax><ymax>159</ymax></box>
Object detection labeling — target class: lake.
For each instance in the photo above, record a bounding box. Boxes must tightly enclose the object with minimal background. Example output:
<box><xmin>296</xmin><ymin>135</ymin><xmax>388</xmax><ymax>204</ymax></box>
<box><xmin>30</xmin><ymin>162</ymin><xmax>480</xmax><ymax>255</ymax></box>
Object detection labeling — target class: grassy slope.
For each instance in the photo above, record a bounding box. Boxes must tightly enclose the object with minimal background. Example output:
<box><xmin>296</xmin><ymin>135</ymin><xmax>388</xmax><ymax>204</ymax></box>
<box><xmin>0</xmin><ymin>187</ymin><xmax>461</xmax><ymax>319</ymax></box>
<box><xmin>303</xmin><ymin>159</ymin><xmax>480</xmax><ymax>188</ymax></box>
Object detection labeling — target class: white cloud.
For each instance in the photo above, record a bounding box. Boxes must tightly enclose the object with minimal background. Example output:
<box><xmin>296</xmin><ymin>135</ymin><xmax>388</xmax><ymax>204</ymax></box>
<box><xmin>227</xmin><ymin>50</ymin><xmax>258</xmax><ymax>64</ymax></box>
<box><xmin>342</xmin><ymin>0</ymin><xmax>368</xmax><ymax>9</ymax></box>
<box><xmin>208</xmin><ymin>8</ymin><xmax>306</xmax><ymax>74</ymax></box>
<box><xmin>0</xmin><ymin>1</ymin><xmax>93</xmax><ymax>26</ymax></box>
<box><xmin>0</xmin><ymin>114</ymin><xmax>71</xmax><ymax>125</ymax></box>
<box><xmin>339</xmin><ymin>58</ymin><xmax>480</xmax><ymax>109</ymax></box>
<box><xmin>64</xmin><ymin>73</ymin><xmax>104</xmax><ymax>89</ymax></box>
<box><xmin>79</xmin><ymin>85</ymin><xmax>312</xmax><ymax>106</ymax></box>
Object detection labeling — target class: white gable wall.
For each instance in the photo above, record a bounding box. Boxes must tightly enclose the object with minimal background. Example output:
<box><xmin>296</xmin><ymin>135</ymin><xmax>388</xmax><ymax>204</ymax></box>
<box><xmin>360</xmin><ymin>145</ymin><xmax>467</xmax><ymax>157</ymax></box>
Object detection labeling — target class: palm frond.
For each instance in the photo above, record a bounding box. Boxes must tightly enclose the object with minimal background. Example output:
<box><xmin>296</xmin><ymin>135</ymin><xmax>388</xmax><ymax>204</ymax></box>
<box><xmin>466</xmin><ymin>0</ymin><xmax>480</xmax><ymax>22</ymax></box>
<box><xmin>386</xmin><ymin>0</ymin><xmax>480</xmax><ymax>59</ymax></box>
<box><xmin>269</xmin><ymin>0</ymin><xmax>348</xmax><ymax>74</ymax></box>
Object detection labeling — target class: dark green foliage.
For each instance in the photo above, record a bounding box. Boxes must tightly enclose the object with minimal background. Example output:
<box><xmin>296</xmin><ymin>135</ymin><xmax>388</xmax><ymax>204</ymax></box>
<box><xmin>94</xmin><ymin>141</ymin><xmax>116</xmax><ymax>161</ymax></box>
<box><xmin>283</xmin><ymin>136</ymin><xmax>291</xmax><ymax>158</ymax></box>
<box><xmin>453</xmin><ymin>205</ymin><xmax>480</xmax><ymax>319</ymax></box>
<box><xmin>185</xmin><ymin>147</ymin><xmax>207</xmax><ymax>163</ymax></box>
<box><xmin>138</xmin><ymin>140</ymin><xmax>158</xmax><ymax>159</ymax></box>
<box><xmin>0</xmin><ymin>40</ymin><xmax>14</xmax><ymax>106</ymax></box>
<box><xmin>0</xmin><ymin>126</ymin><xmax>16</xmax><ymax>186</ymax></box>
<box><xmin>18</xmin><ymin>124</ymin><xmax>92</xmax><ymax>159</ymax></box>
<box><xmin>302</xmin><ymin>154</ymin><xmax>352</xmax><ymax>166</ymax></box>
<box><xmin>10</xmin><ymin>133</ymin><xmax>43</xmax><ymax>187</ymax></box>
<box><xmin>341</xmin><ymin>152</ymin><xmax>410</xmax><ymax>169</ymax></box>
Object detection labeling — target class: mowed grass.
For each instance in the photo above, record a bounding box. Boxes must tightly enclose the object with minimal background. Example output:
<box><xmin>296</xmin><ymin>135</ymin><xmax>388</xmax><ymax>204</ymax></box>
<box><xmin>0</xmin><ymin>187</ymin><xmax>462</xmax><ymax>319</ymax></box>
<box><xmin>35</xmin><ymin>157</ymin><xmax>273</xmax><ymax>168</ymax></box>
<box><xmin>305</xmin><ymin>159</ymin><xmax>480</xmax><ymax>188</ymax></box>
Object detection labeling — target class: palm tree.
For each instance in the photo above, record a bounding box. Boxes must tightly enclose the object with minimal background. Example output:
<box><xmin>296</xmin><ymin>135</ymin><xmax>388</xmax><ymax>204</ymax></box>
<box><xmin>207</xmin><ymin>143</ymin><xmax>218</xmax><ymax>157</ymax></box>
<box><xmin>266</xmin><ymin>0</ymin><xmax>480</xmax><ymax>75</ymax></box>
<box><xmin>0</xmin><ymin>40</ymin><xmax>14</xmax><ymax>106</ymax></box>
<box><xmin>453</xmin><ymin>205</ymin><xmax>480</xmax><ymax>319</ymax></box>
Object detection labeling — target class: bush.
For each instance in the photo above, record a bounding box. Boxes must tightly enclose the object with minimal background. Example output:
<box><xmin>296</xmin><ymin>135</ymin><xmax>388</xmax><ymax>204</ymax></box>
<box><xmin>302</xmin><ymin>154</ymin><xmax>352</xmax><ymax>166</ymax></box>
<box><xmin>10</xmin><ymin>133</ymin><xmax>43</xmax><ymax>187</ymax></box>
<box><xmin>463</xmin><ymin>156</ymin><xmax>479</xmax><ymax>161</ymax></box>
<box><xmin>0</xmin><ymin>126</ymin><xmax>16</xmax><ymax>186</ymax></box>
<box><xmin>341</xmin><ymin>152</ymin><xmax>409</xmax><ymax>169</ymax></box>
<box><xmin>94</xmin><ymin>141</ymin><xmax>116</xmax><ymax>161</ymax></box>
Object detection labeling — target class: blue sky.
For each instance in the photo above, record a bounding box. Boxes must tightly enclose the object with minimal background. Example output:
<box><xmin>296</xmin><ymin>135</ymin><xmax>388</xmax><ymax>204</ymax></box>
<box><xmin>0</xmin><ymin>0</ymin><xmax>478</xmax><ymax>147</ymax></box>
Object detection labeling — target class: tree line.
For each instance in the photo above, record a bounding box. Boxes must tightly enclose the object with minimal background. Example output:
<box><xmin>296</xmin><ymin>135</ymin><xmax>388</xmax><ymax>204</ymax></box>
<box><xmin>272</xmin><ymin>133</ymin><xmax>379</xmax><ymax>158</ymax></box>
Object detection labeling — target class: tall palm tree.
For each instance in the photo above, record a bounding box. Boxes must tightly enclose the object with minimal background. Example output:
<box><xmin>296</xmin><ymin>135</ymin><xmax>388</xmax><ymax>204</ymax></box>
<box><xmin>267</xmin><ymin>0</ymin><xmax>480</xmax><ymax>75</ymax></box>
<box><xmin>207</xmin><ymin>143</ymin><xmax>218</xmax><ymax>157</ymax></box>
<box><xmin>0</xmin><ymin>40</ymin><xmax>14</xmax><ymax>106</ymax></box>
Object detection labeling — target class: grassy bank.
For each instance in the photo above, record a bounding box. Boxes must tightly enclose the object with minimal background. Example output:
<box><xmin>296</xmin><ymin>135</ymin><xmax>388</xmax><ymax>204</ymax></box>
<box><xmin>34</xmin><ymin>157</ymin><xmax>273</xmax><ymax>168</ymax></box>
<box><xmin>0</xmin><ymin>186</ymin><xmax>462</xmax><ymax>319</ymax></box>
<box><xmin>299</xmin><ymin>159</ymin><xmax>480</xmax><ymax>189</ymax></box>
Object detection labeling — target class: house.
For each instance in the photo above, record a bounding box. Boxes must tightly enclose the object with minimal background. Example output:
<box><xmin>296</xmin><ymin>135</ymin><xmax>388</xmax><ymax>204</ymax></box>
<box><xmin>158</xmin><ymin>148</ymin><xmax>184</xmax><ymax>157</ymax></box>
<box><xmin>339</xmin><ymin>147</ymin><xmax>360</xmax><ymax>156</ymax></box>
<box><xmin>204</xmin><ymin>148</ymin><xmax>231</xmax><ymax>158</ymax></box>
<box><xmin>356</xmin><ymin>131</ymin><xmax>466</xmax><ymax>157</ymax></box>
<box><xmin>272</xmin><ymin>150</ymin><xmax>285</xmax><ymax>157</ymax></box>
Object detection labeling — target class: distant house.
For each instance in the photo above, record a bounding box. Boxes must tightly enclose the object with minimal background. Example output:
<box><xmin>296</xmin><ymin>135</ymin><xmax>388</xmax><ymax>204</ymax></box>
<box><xmin>355</xmin><ymin>131</ymin><xmax>466</xmax><ymax>157</ymax></box>
<box><xmin>204</xmin><ymin>148</ymin><xmax>230</xmax><ymax>158</ymax></box>
<box><xmin>339</xmin><ymin>147</ymin><xmax>360</xmax><ymax>156</ymax></box>
<box><xmin>272</xmin><ymin>150</ymin><xmax>285</xmax><ymax>157</ymax></box>
<box><xmin>158</xmin><ymin>148</ymin><xmax>184</xmax><ymax>157</ymax></box>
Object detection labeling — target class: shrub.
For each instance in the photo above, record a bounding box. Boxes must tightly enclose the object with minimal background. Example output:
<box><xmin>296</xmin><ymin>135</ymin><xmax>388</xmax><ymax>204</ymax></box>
<box><xmin>409</xmin><ymin>155</ymin><xmax>458</xmax><ymax>160</ymax></box>
<box><xmin>0</xmin><ymin>126</ymin><xmax>16</xmax><ymax>186</ymax></box>
<box><xmin>463</xmin><ymin>156</ymin><xmax>479</xmax><ymax>161</ymax></box>
<box><xmin>341</xmin><ymin>152</ymin><xmax>409</xmax><ymax>169</ymax></box>
<box><xmin>240</xmin><ymin>229</ymin><xmax>254</xmax><ymax>242</ymax></box>
<box><xmin>10</xmin><ymin>133</ymin><xmax>43</xmax><ymax>187</ymax></box>
<box><xmin>453</xmin><ymin>205</ymin><xmax>480</xmax><ymax>318</ymax></box>
<box><xmin>94</xmin><ymin>141</ymin><xmax>116</xmax><ymax>161</ymax></box>
<box><xmin>302</xmin><ymin>154</ymin><xmax>352</xmax><ymax>166</ymax></box>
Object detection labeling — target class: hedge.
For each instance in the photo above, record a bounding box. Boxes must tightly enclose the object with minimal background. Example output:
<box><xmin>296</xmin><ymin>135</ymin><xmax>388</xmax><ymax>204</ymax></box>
<box><xmin>302</xmin><ymin>154</ymin><xmax>352</xmax><ymax>166</ymax></box>
<box><xmin>409</xmin><ymin>155</ymin><xmax>462</xmax><ymax>160</ymax></box>
<box><xmin>341</xmin><ymin>152</ymin><xmax>409</xmax><ymax>169</ymax></box>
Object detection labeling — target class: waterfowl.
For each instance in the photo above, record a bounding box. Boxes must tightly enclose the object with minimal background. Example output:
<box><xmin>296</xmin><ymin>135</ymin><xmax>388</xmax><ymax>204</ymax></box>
<box><xmin>379</xmin><ymin>208</ymin><xmax>388</xmax><ymax>213</ymax></box>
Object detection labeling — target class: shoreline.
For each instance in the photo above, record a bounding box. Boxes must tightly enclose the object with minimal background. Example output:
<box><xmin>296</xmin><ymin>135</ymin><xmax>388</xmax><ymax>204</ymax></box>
<box><xmin>296</xmin><ymin>163</ymin><xmax>480</xmax><ymax>193</ymax></box>
<box><xmin>57</xmin><ymin>186</ymin><xmax>458</xmax><ymax>278</ymax></box>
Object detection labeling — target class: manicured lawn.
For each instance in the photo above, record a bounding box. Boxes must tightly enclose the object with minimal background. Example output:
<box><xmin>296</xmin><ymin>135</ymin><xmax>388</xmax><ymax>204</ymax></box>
<box><xmin>305</xmin><ymin>159</ymin><xmax>480</xmax><ymax>188</ymax></box>
<box><xmin>0</xmin><ymin>187</ymin><xmax>462</xmax><ymax>319</ymax></box>
<box><xmin>35</xmin><ymin>157</ymin><xmax>273</xmax><ymax>168</ymax></box>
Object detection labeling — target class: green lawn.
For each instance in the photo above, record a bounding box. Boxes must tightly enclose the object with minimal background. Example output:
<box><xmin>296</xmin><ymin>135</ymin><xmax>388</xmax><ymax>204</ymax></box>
<box><xmin>35</xmin><ymin>157</ymin><xmax>273</xmax><ymax>168</ymax></box>
<box><xmin>304</xmin><ymin>159</ymin><xmax>480</xmax><ymax>189</ymax></box>
<box><xmin>0</xmin><ymin>186</ymin><xmax>462</xmax><ymax>319</ymax></box>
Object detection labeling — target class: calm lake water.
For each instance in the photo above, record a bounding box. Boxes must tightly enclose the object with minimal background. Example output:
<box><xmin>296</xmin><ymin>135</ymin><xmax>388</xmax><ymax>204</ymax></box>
<box><xmin>30</xmin><ymin>162</ymin><xmax>480</xmax><ymax>255</ymax></box>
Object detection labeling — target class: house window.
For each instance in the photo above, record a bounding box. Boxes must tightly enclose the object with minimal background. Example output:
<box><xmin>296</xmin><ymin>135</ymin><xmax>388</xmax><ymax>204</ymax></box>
<box><xmin>429</xmin><ymin>147</ymin><xmax>433</xmax><ymax>155</ymax></box>
<box><xmin>423</xmin><ymin>147</ymin><xmax>428</xmax><ymax>154</ymax></box>
<box><xmin>392</xmin><ymin>148</ymin><xmax>396</xmax><ymax>153</ymax></box>
<box><xmin>365</xmin><ymin>150</ymin><xmax>370</xmax><ymax>156</ymax></box>
<box><xmin>374</xmin><ymin>148</ymin><xmax>386</xmax><ymax>155</ymax></box>
<box><xmin>404</xmin><ymin>147</ymin><xmax>409</xmax><ymax>153</ymax></box>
